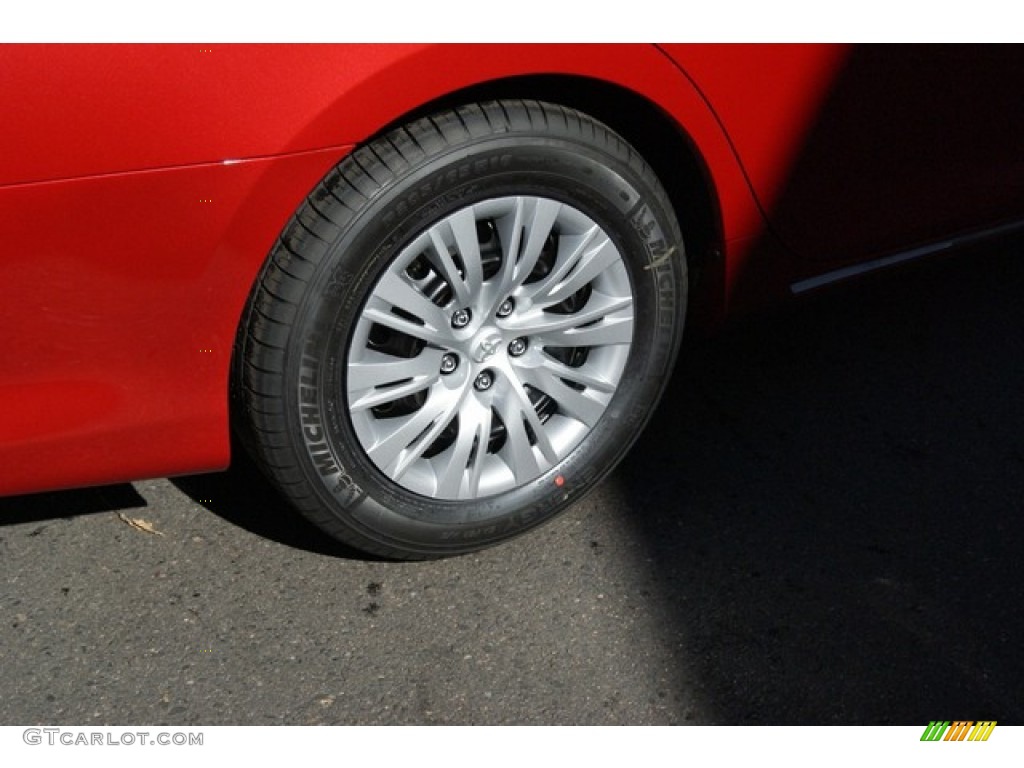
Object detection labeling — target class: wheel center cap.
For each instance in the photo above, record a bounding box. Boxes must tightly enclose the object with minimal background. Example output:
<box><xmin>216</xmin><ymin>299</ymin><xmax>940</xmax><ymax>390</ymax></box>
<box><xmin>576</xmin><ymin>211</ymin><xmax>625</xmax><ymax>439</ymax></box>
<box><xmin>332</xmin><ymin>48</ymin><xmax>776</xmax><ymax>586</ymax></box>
<box><xmin>472</xmin><ymin>330</ymin><xmax>503</xmax><ymax>363</ymax></box>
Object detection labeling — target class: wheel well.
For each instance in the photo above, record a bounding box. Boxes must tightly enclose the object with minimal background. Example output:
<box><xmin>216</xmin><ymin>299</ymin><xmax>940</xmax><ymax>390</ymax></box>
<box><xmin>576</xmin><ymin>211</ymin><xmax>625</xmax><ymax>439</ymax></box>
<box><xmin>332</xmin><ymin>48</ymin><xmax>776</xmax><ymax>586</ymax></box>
<box><xmin>372</xmin><ymin>75</ymin><xmax>723</xmax><ymax>300</ymax></box>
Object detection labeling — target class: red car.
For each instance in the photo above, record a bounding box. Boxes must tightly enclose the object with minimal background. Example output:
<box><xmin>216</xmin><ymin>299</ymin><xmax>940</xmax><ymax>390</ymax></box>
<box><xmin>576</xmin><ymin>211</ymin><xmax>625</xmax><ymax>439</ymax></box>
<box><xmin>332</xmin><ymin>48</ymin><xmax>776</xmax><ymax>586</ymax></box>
<box><xmin>3</xmin><ymin>44</ymin><xmax>1022</xmax><ymax>558</ymax></box>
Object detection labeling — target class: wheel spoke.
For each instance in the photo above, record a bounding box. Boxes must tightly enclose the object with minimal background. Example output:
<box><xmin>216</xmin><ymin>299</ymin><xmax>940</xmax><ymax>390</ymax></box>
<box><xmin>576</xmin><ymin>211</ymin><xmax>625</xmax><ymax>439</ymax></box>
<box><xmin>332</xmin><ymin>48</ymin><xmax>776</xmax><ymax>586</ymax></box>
<box><xmin>517</xmin><ymin>363</ymin><xmax>609</xmax><ymax>428</ymax></box>
<box><xmin>493</xmin><ymin>197</ymin><xmax>525</xmax><ymax>293</ymax></box>
<box><xmin>464</xmin><ymin>406</ymin><xmax>493</xmax><ymax>498</ymax></box>
<box><xmin>435</xmin><ymin>398</ymin><xmax>492</xmax><ymax>499</ymax></box>
<box><xmin>363</xmin><ymin>267</ymin><xmax>457</xmax><ymax>346</ymax></box>
<box><xmin>539</xmin><ymin>356</ymin><xmax>617</xmax><ymax>393</ymax></box>
<box><xmin>494</xmin><ymin>197</ymin><xmax>562</xmax><ymax>297</ymax></box>
<box><xmin>526</xmin><ymin>229</ymin><xmax>619</xmax><ymax>308</ymax></box>
<box><xmin>518</xmin><ymin>198</ymin><xmax>562</xmax><ymax>281</ymax></box>
<box><xmin>520</xmin><ymin>353</ymin><xmax>618</xmax><ymax>393</ymax></box>
<box><xmin>425</xmin><ymin>208</ymin><xmax>486</xmax><ymax>309</ymax></box>
<box><xmin>537</xmin><ymin>314</ymin><xmax>634</xmax><ymax>348</ymax></box>
<box><xmin>362</xmin><ymin>305</ymin><xmax>453</xmax><ymax>347</ymax></box>
<box><xmin>347</xmin><ymin>349</ymin><xmax>443</xmax><ymax>411</ymax></box>
<box><xmin>447</xmin><ymin>206</ymin><xmax>485</xmax><ymax>303</ymax></box>
<box><xmin>506</xmin><ymin>294</ymin><xmax>632</xmax><ymax>336</ymax></box>
<box><xmin>497</xmin><ymin>376</ymin><xmax>559</xmax><ymax>478</ymax></box>
<box><xmin>366</xmin><ymin>385</ymin><xmax>462</xmax><ymax>476</ymax></box>
<box><xmin>348</xmin><ymin>348</ymin><xmax>442</xmax><ymax>391</ymax></box>
<box><xmin>376</xmin><ymin>269</ymin><xmax>451</xmax><ymax>326</ymax></box>
<box><xmin>497</xmin><ymin>402</ymin><xmax>541</xmax><ymax>483</ymax></box>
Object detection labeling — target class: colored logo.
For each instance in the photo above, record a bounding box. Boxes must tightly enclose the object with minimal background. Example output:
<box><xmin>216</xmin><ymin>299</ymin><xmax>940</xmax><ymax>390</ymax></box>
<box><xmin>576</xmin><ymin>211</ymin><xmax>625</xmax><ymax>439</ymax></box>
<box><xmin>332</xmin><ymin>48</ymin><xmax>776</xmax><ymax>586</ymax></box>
<box><xmin>920</xmin><ymin>721</ymin><xmax>996</xmax><ymax>741</ymax></box>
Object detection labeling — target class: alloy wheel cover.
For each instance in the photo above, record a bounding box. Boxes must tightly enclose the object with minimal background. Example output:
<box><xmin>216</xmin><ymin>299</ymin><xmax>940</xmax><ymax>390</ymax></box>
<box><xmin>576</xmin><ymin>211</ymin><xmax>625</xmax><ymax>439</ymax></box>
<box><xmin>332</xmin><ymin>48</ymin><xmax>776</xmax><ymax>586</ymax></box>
<box><xmin>346</xmin><ymin>195</ymin><xmax>635</xmax><ymax>499</ymax></box>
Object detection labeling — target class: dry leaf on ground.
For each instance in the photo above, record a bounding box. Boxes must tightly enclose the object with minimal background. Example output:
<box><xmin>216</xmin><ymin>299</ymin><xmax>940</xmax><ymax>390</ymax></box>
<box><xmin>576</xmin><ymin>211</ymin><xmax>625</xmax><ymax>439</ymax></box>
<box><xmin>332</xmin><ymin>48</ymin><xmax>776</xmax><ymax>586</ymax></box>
<box><xmin>117</xmin><ymin>512</ymin><xmax>165</xmax><ymax>536</ymax></box>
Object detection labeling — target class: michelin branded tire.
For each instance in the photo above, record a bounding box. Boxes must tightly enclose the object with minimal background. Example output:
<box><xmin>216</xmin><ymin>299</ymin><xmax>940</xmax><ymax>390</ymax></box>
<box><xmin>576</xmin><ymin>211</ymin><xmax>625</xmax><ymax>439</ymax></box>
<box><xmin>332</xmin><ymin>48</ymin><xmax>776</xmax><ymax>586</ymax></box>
<box><xmin>234</xmin><ymin>100</ymin><xmax>686</xmax><ymax>559</ymax></box>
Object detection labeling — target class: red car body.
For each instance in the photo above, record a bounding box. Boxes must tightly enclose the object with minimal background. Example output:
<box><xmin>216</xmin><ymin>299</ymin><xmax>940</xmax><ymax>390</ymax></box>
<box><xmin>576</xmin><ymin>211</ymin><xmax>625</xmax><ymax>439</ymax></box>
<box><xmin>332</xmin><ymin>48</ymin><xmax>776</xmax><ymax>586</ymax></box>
<box><xmin>2</xmin><ymin>43</ymin><xmax>1022</xmax><ymax>499</ymax></box>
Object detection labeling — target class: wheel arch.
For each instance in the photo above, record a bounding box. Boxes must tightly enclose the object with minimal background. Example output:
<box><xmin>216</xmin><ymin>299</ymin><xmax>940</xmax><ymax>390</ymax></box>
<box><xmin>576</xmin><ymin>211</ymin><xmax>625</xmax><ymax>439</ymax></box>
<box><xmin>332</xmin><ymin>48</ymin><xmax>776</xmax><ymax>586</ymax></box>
<box><xmin>363</xmin><ymin>74</ymin><xmax>725</xmax><ymax>324</ymax></box>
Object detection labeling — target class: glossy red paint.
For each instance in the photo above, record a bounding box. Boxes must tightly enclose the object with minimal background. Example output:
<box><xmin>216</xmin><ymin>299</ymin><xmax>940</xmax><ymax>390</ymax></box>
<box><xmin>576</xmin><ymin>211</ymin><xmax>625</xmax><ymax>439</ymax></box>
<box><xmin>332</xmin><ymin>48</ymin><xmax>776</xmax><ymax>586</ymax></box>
<box><xmin>12</xmin><ymin>43</ymin><xmax>1006</xmax><ymax>500</ymax></box>
<box><xmin>0</xmin><ymin>45</ymin><xmax>770</xmax><ymax>239</ymax></box>
<box><xmin>1</xmin><ymin>147</ymin><xmax>351</xmax><ymax>495</ymax></box>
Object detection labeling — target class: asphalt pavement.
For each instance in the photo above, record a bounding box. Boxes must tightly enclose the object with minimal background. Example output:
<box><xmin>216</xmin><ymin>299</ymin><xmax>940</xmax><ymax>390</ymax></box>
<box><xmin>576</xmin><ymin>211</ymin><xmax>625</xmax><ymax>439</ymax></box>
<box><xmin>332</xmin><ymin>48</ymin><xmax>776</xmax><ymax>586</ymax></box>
<box><xmin>2</xmin><ymin>241</ymin><xmax>1022</xmax><ymax>725</ymax></box>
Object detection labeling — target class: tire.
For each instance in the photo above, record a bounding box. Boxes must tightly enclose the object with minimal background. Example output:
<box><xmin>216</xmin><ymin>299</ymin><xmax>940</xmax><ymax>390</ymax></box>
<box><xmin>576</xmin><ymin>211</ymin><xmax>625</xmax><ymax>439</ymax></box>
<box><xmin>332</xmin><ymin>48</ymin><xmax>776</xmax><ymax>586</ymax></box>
<box><xmin>234</xmin><ymin>100</ymin><xmax>686</xmax><ymax>559</ymax></box>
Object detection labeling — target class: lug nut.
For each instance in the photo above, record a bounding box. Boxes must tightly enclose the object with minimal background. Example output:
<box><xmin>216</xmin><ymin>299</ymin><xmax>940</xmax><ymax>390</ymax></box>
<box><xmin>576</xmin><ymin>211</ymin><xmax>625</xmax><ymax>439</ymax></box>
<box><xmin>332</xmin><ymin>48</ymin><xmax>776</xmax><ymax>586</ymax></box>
<box><xmin>473</xmin><ymin>371</ymin><xmax>494</xmax><ymax>391</ymax></box>
<box><xmin>451</xmin><ymin>308</ymin><xmax>471</xmax><ymax>329</ymax></box>
<box><xmin>440</xmin><ymin>353</ymin><xmax>459</xmax><ymax>374</ymax></box>
<box><xmin>508</xmin><ymin>337</ymin><xmax>527</xmax><ymax>357</ymax></box>
<box><xmin>496</xmin><ymin>298</ymin><xmax>515</xmax><ymax>318</ymax></box>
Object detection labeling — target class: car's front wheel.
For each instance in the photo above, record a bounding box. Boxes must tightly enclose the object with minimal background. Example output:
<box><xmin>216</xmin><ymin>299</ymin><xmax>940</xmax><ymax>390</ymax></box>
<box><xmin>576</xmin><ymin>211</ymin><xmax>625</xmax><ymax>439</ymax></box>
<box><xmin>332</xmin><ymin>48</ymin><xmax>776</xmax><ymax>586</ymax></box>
<box><xmin>235</xmin><ymin>100</ymin><xmax>686</xmax><ymax>559</ymax></box>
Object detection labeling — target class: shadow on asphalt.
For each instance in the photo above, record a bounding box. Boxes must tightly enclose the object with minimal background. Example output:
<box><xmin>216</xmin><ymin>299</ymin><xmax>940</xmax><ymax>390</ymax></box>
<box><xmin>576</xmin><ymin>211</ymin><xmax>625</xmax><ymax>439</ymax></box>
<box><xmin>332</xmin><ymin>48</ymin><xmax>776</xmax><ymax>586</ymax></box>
<box><xmin>169</xmin><ymin>451</ymin><xmax>372</xmax><ymax>561</ymax></box>
<box><xmin>617</xmin><ymin>241</ymin><xmax>1024</xmax><ymax>724</ymax></box>
<box><xmin>0</xmin><ymin>438</ymin><xmax>366</xmax><ymax>561</ymax></box>
<box><xmin>0</xmin><ymin>483</ymin><xmax>146</xmax><ymax>528</ymax></box>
